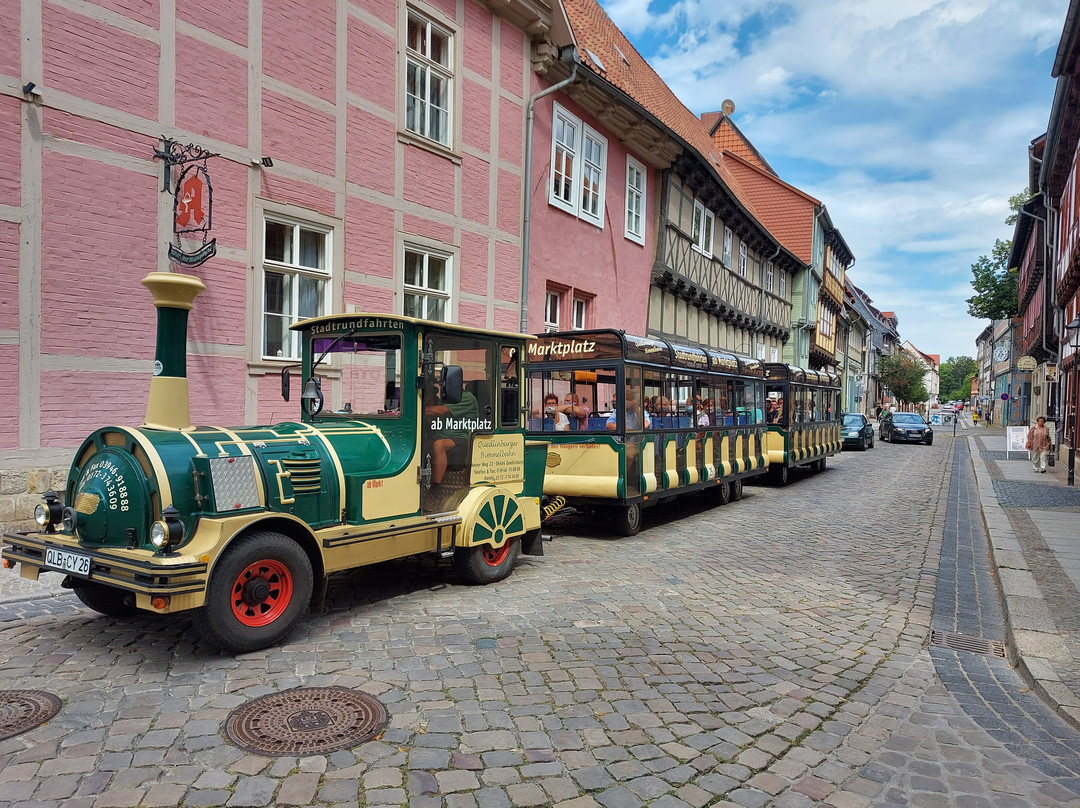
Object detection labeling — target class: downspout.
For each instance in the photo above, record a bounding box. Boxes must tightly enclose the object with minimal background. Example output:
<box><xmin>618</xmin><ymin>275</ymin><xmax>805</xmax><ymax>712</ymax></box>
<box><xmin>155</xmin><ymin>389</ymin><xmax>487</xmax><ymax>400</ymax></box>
<box><xmin>520</xmin><ymin>50</ymin><xmax>579</xmax><ymax>334</ymax></box>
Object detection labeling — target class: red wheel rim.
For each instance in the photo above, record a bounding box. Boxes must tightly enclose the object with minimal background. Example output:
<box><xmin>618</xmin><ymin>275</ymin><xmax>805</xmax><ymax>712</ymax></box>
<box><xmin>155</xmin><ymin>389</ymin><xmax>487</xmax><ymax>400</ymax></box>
<box><xmin>481</xmin><ymin>543</ymin><xmax>510</xmax><ymax>567</ymax></box>
<box><xmin>230</xmin><ymin>559</ymin><xmax>294</xmax><ymax>627</ymax></box>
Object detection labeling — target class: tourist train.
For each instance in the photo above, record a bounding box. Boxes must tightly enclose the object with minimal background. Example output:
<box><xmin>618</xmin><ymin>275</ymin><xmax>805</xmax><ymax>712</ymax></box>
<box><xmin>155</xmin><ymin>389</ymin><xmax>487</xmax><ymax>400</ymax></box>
<box><xmin>2</xmin><ymin>274</ymin><xmax>839</xmax><ymax>652</ymax></box>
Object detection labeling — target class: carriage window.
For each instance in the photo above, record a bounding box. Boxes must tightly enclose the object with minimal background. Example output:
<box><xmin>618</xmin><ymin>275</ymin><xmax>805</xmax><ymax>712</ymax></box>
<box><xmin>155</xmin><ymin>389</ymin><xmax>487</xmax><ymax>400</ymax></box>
<box><xmin>429</xmin><ymin>335</ymin><xmax>496</xmax><ymax>432</ymax></box>
<box><xmin>310</xmin><ymin>334</ymin><xmax>402</xmax><ymax>418</ymax></box>
<box><xmin>527</xmin><ymin>368</ymin><xmax>615</xmax><ymax>431</ymax></box>
<box><xmin>766</xmin><ymin>383</ymin><xmax>786</xmax><ymax>426</ymax></box>
<box><xmin>500</xmin><ymin>345</ymin><xmax>520</xmax><ymax>428</ymax></box>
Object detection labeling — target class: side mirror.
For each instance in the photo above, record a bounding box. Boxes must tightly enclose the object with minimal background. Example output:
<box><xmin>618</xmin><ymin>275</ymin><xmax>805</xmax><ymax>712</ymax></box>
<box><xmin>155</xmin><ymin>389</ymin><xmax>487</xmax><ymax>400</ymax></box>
<box><xmin>281</xmin><ymin>367</ymin><xmax>291</xmax><ymax>402</ymax></box>
<box><xmin>441</xmin><ymin>365</ymin><xmax>463</xmax><ymax>404</ymax></box>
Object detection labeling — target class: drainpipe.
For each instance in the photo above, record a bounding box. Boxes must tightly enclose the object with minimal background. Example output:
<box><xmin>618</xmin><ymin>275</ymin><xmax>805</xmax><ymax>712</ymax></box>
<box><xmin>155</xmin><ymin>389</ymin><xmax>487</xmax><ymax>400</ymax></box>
<box><xmin>520</xmin><ymin>49</ymin><xmax>579</xmax><ymax>334</ymax></box>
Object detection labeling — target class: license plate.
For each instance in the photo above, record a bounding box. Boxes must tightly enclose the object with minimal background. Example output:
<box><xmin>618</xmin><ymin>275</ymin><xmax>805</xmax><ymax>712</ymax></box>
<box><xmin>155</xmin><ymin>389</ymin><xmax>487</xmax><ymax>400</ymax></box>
<box><xmin>45</xmin><ymin>547</ymin><xmax>92</xmax><ymax>578</ymax></box>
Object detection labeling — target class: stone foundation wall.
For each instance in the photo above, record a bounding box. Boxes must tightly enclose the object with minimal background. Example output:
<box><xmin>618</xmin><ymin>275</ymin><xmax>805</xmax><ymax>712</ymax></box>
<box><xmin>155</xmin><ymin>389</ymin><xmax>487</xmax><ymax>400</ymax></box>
<box><xmin>1</xmin><ymin>466</ymin><xmax>69</xmax><ymax>534</ymax></box>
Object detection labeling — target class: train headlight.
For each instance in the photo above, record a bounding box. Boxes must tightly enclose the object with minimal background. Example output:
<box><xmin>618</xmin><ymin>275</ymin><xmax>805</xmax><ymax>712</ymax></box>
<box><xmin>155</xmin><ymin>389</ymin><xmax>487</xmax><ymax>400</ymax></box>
<box><xmin>150</xmin><ymin>506</ymin><xmax>185</xmax><ymax>553</ymax></box>
<box><xmin>35</xmin><ymin>491</ymin><xmax>63</xmax><ymax>533</ymax></box>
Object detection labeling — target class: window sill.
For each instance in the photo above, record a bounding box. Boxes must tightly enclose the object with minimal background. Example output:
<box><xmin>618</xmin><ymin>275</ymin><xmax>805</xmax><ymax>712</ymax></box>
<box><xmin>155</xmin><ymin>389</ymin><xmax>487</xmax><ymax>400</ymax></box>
<box><xmin>247</xmin><ymin>358</ymin><xmax>342</xmax><ymax>379</ymax></box>
<box><xmin>398</xmin><ymin>129</ymin><xmax>462</xmax><ymax>164</ymax></box>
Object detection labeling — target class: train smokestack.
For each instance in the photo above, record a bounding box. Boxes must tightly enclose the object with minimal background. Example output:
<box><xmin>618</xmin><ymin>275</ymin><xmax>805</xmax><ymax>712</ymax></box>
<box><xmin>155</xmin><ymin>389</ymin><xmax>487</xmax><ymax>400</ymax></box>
<box><xmin>141</xmin><ymin>272</ymin><xmax>206</xmax><ymax>430</ymax></box>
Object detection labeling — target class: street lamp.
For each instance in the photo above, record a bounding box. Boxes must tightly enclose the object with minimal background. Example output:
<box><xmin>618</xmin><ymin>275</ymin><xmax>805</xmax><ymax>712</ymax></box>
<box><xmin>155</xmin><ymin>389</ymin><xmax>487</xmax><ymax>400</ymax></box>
<box><xmin>1067</xmin><ymin>316</ymin><xmax>1080</xmax><ymax>487</ymax></box>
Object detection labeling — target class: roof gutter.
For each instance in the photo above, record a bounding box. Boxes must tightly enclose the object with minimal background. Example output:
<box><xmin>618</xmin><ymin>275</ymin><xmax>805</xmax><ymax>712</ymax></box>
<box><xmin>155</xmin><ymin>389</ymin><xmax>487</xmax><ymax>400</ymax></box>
<box><xmin>520</xmin><ymin>48</ymin><xmax>578</xmax><ymax>333</ymax></box>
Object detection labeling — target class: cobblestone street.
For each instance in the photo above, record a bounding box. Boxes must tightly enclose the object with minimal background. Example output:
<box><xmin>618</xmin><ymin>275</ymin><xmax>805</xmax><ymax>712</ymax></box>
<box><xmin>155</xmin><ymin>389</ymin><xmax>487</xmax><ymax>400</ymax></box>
<box><xmin>2</xmin><ymin>431</ymin><xmax>1079</xmax><ymax>807</ymax></box>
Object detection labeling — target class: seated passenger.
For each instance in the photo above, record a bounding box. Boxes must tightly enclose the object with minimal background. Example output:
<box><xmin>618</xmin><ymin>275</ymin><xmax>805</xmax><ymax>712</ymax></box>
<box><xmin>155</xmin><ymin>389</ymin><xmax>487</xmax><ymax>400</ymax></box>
<box><xmin>533</xmin><ymin>393</ymin><xmax>569</xmax><ymax>431</ymax></box>
<box><xmin>425</xmin><ymin>386</ymin><xmax>479</xmax><ymax>485</ymax></box>
<box><xmin>558</xmin><ymin>393</ymin><xmax>588</xmax><ymax>430</ymax></box>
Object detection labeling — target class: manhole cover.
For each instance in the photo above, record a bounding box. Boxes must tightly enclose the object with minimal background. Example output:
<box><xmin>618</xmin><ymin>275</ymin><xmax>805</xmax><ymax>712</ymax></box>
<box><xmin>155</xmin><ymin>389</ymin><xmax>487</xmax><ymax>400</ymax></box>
<box><xmin>224</xmin><ymin>687</ymin><xmax>388</xmax><ymax>756</ymax></box>
<box><xmin>930</xmin><ymin>630</ymin><xmax>1006</xmax><ymax>658</ymax></box>
<box><xmin>0</xmin><ymin>690</ymin><xmax>62</xmax><ymax>742</ymax></box>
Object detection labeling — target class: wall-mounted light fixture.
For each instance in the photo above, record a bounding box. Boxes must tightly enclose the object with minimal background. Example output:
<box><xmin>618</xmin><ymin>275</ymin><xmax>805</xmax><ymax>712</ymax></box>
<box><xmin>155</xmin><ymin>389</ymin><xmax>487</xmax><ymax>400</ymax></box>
<box><xmin>251</xmin><ymin>156</ymin><xmax>273</xmax><ymax>168</ymax></box>
<box><xmin>22</xmin><ymin>82</ymin><xmax>41</xmax><ymax>98</ymax></box>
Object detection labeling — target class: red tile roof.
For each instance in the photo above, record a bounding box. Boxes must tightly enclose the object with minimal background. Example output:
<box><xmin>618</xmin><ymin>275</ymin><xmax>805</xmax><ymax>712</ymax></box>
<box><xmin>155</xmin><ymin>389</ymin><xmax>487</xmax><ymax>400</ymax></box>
<box><xmin>561</xmin><ymin>0</ymin><xmax>767</xmax><ymax>224</ymax></box>
<box><xmin>722</xmin><ymin>151</ymin><xmax>817</xmax><ymax>264</ymax></box>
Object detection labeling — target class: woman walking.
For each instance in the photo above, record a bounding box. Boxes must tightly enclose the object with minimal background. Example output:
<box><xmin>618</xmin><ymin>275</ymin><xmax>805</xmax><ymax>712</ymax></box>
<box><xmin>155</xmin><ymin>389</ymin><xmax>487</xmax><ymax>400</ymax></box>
<box><xmin>1026</xmin><ymin>416</ymin><xmax>1053</xmax><ymax>473</ymax></box>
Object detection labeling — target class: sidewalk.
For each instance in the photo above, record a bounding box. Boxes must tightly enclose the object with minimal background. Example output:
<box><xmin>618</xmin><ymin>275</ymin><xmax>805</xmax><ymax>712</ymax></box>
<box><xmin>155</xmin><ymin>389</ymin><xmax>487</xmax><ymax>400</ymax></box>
<box><xmin>965</xmin><ymin>416</ymin><xmax>1080</xmax><ymax>729</ymax></box>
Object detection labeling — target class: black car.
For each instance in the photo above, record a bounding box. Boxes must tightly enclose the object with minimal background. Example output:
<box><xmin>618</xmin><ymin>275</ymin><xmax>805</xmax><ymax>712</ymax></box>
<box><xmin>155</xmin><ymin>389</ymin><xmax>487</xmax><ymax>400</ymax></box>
<box><xmin>841</xmin><ymin>412</ymin><xmax>874</xmax><ymax>450</ymax></box>
<box><xmin>880</xmin><ymin>411</ymin><xmax>933</xmax><ymax>445</ymax></box>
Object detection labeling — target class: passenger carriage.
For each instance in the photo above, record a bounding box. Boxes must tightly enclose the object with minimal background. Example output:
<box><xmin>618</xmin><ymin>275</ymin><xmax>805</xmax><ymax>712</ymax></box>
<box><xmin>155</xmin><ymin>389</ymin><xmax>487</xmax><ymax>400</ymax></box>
<box><xmin>762</xmin><ymin>363</ymin><xmax>842</xmax><ymax>485</ymax></box>
<box><xmin>525</xmin><ymin>330</ymin><xmax>770</xmax><ymax>536</ymax></box>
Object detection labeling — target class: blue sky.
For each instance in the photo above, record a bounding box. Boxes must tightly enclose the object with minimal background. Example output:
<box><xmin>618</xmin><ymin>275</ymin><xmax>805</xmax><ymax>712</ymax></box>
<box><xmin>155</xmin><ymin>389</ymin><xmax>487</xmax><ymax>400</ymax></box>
<box><xmin>597</xmin><ymin>0</ymin><xmax>1065</xmax><ymax>363</ymax></box>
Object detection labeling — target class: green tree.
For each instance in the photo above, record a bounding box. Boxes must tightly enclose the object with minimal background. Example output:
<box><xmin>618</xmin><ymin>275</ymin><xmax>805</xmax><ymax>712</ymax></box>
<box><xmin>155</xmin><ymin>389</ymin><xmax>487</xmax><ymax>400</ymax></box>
<box><xmin>877</xmin><ymin>352</ymin><xmax>929</xmax><ymax>406</ymax></box>
<box><xmin>939</xmin><ymin>355</ymin><xmax>978</xmax><ymax>401</ymax></box>
<box><xmin>966</xmin><ymin>189</ymin><xmax>1029</xmax><ymax>320</ymax></box>
<box><xmin>966</xmin><ymin>238</ymin><xmax>1017</xmax><ymax>320</ymax></box>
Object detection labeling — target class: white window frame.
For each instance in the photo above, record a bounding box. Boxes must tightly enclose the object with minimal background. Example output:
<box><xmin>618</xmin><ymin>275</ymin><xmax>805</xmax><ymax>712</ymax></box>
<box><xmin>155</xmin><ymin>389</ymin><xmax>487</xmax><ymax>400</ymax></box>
<box><xmin>779</xmin><ymin>269</ymin><xmax>787</xmax><ymax>298</ymax></box>
<box><xmin>757</xmin><ymin>343</ymin><xmax>765</xmax><ymax>360</ymax></box>
<box><xmin>260</xmin><ymin>212</ymin><xmax>334</xmax><ymax>361</ymax></box>
<box><xmin>545</xmin><ymin>290</ymin><xmax>561</xmax><ymax>332</ymax></box>
<box><xmin>770</xmin><ymin>347</ymin><xmax>779</xmax><ymax>362</ymax></box>
<box><xmin>765</xmin><ymin>260</ymin><xmax>774</xmax><ymax>293</ymax></box>
<box><xmin>738</xmin><ymin>242</ymin><xmax>748</xmax><ymax>277</ymax></box>
<box><xmin>722</xmin><ymin>226</ymin><xmax>732</xmax><ymax>266</ymax></box>
<box><xmin>403</xmin><ymin>242</ymin><xmax>453</xmax><ymax>323</ymax></box>
<box><xmin>404</xmin><ymin>8</ymin><xmax>455</xmax><ymax>148</ymax></box>
<box><xmin>625</xmin><ymin>156</ymin><xmax>646</xmax><ymax>244</ymax></box>
<box><xmin>549</xmin><ymin>102</ymin><xmax>607</xmax><ymax>228</ymax></box>
<box><xmin>692</xmin><ymin>200</ymin><xmax>714</xmax><ymax>257</ymax></box>
<box><xmin>572</xmin><ymin>297</ymin><xmax>587</xmax><ymax>330</ymax></box>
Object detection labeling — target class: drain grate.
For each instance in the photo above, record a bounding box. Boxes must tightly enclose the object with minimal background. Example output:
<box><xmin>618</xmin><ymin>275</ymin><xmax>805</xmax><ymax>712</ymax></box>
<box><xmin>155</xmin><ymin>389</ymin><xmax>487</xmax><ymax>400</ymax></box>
<box><xmin>224</xmin><ymin>686</ymin><xmax>388</xmax><ymax>756</ymax></box>
<box><xmin>0</xmin><ymin>690</ymin><xmax>63</xmax><ymax>742</ymax></box>
<box><xmin>929</xmin><ymin>630</ymin><xmax>1006</xmax><ymax>658</ymax></box>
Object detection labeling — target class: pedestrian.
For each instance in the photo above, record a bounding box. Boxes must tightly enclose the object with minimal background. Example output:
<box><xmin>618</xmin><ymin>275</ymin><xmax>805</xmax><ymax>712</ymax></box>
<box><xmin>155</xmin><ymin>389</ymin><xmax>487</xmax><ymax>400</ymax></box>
<box><xmin>986</xmin><ymin>408</ymin><xmax>992</xmax><ymax>426</ymax></box>
<box><xmin>972</xmin><ymin>409</ymin><xmax>979</xmax><ymax>427</ymax></box>
<box><xmin>1026</xmin><ymin>416</ymin><xmax>1053</xmax><ymax>473</ymax></box>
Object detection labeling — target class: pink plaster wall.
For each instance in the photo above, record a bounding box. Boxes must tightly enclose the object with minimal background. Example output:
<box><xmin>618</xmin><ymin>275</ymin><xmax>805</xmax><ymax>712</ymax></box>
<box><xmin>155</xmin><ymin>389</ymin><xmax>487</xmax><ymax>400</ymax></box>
<box><xmin>0</xmin><ymin>97</ymin><xmax>20</xmax><ymax>205</ymax></box>
<box><xmin>263</xmin><ymin>0</ymin><xmax>337</xmax><ymax>104</ymax></box>
<box><xmin>0</xmin><ymin>347</ymin><xmax>16</xmax><ymax>449</ymax></box>
<box><xmin>345</xmin><ymin>197</ymin><xmax>396</xmax><ymax>278</ymax></box>
<box><xmin>40</xmin><ymin>153</ymin><xmax>158</xmax><ymax>356</ymax></box>
<box><xmin>0</xmin><ymin>1</ymin><xmax>18</xmax><ymax>77</ymax></box>
<box><xmin>347</xmin><ymin>16</ymin><xmax>395</xmax><ymax>110</ymax></box>
<box><xmin>85</xmin><ymin>0</ymin><xmax>159</xmax><ymax>29</ymax></box>
<box><xmin>8</xmin><ymin>0</ymin><xmax>539</xmax><ymax>459</ymax></box>
<box><xmin>263</xmin><ymin>90</ymin><xmax>336</xmax><ymax>176</ymax></box>
<box><xmin>402</xmin><ymin>146</ymin><xmax>455</xmax><ymax>214</ymax></box>
<box><xmin>525</xmin><ymin>91</ymin><xmax>654</xmax><ymax>335</ymax></box>
<box><xmin>175</xmin><ymin>34</ymin><xmax>248</xmax><ymax>147</ymax></box>
<box><xmin>346</xmin><ymin>105</ymin><xmax>396</xmax><ymax>196</ymax></box>
<box><xmin>177</xmin><ymin>0</ymin><xmax>247</xmax><ymax>46</ymax></box>
<box><xmin>462</xmin><ymin>79</ymin><xmax>492</xmax><ymax>152</ymax></box>
<box><xmin>461</xmin><ymin>155</ymin><xmax>491</xmax><ymax>226</ymax></box>
<box><xmin>0</xmin><ymin>221</ymin><xmax>18</xmax><ymax>323</ymax></box>
<box><xmin>463</xmin><ymin>2</ymin><xmax>493</xmax><ymax>79</ymax></box>
<box><xmin>42</xmin><ymin>4</ymin><xmax>158</xmax><ymax>121</ymax></box>
<box><xmin>41</xmin><ymin>372</ymin><xmax>151</xmax><ymax>446</ymax></box>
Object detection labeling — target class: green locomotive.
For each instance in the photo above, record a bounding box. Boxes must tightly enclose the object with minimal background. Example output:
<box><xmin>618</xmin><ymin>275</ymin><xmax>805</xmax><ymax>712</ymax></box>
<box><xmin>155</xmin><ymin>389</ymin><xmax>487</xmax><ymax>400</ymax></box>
<box><xmin>3</xmin><ymin>273</ymin><xmax>547</xmax><ymax>653</ymax></box>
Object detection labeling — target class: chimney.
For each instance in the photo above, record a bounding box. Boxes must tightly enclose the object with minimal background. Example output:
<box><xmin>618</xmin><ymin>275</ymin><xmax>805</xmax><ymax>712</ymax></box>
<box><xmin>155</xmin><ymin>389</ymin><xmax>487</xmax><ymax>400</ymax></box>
<box><xmin>141</xmin><ymin>272</ymin><xmax>206</xmax><ymax>430</ymax></box>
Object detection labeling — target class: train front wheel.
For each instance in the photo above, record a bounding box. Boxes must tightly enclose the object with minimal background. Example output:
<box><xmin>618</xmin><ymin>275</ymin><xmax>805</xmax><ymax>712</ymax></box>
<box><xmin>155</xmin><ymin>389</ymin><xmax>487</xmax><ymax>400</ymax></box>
<box><xmin>197</xmin><ymin>532</ymin><xmax>313</xmax><ymax>654</ymax></box>
<box><xmin>454</xmin><ymin>538</ymin><xmax>520</xmax><ymax>584</ymax></box>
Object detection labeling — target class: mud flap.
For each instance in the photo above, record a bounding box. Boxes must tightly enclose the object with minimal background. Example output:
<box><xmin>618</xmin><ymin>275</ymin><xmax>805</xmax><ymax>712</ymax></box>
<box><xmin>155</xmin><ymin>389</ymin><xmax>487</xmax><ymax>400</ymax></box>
<box><xmin>311</xmin><ymin>575</ymin><xmax>329</xmax><ymax>613</ymax></box>
<box><xmin>520</xmin><ymin>528</ymin><xmax>544</xmax><ymax>556</ymax></box>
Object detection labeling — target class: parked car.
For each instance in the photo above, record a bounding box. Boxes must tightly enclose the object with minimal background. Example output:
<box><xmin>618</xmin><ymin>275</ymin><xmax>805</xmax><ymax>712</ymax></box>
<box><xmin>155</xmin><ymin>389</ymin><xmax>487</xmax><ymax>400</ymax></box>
<box><xmin>842</xmin><ymin>413</ymin><xmax>874</xmax><ymax>451</ymax></box>
<box><xmin>880</xmin><ymin>411</ymin><xmax>934</xmax><ymax>445</ymax></box>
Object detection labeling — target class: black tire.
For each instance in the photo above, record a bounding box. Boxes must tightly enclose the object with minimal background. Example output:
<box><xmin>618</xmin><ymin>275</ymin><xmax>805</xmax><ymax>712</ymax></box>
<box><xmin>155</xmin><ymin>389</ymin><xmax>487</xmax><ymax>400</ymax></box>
<box><xmin>731</xmin><ymin>479</ymin><xmax>744</xmax><ymax>500</ymax></box>
<box><xmin>820</xmin><ymin>456</ymin><xmax>827</xmax><ymax>470</ymax></box>
<box><xmin>711</xmin><ymin>481</ymin><xmax>731</xmax><ymax>506</ymax></box>
<box><xmin>612</xmin><ymin>502</ymin><xmax>642</xmax><ymax>536</ymax></box>
<box><xmin>868</xmin><ymin>433</ymin><xmax>874</xmax><ymax>449</ymax></box>
<box><xmin>925</xmin><ymin>437</ymin><xmax>933</xmax><ymax>446</ymax></box>
<box><xmin>196</xmin><ymin>532</ymin><xmax>313</xmax><ymax>654</ymax></box>
<box><xmin>454</xmin><ymin>537</ymin><xmax>520</xmax><ymax>584</ymax></box>
<box><xmin>71</xmin><ymin>581</ymin><xmax>138</xmax><ymax>618</ymax></box>
<box><xmin>860</xmin><ymin>436</ymin><xmax>868</xmax><ymax>451</ymax></box>
<box><xmin>772</xmin><ymin>464</ymin><xmax>789</xmax><ymax>486</ymax></box>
